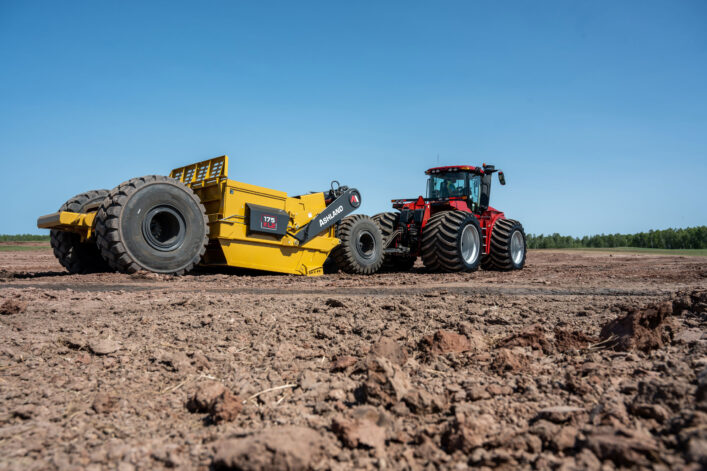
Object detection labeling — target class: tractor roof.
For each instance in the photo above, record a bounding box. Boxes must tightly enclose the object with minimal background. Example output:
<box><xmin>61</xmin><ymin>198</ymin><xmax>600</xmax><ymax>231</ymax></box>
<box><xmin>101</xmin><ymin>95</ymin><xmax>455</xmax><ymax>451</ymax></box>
<box><xmin>425</xmin><ymin>165</ymin><xmax>484</xmax><ymax>175</ymax></box>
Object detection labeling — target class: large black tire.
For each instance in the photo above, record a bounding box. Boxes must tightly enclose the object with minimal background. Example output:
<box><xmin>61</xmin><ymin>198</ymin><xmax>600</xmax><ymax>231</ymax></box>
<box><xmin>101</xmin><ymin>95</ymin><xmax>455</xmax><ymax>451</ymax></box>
<box><xmin>421</xmin><ymin>210</ymin><xmax>482</xmax><ymax>272</ymax></box>
<box><xmin>481</xmin><ymin>218</ymin><xmax>526</xmax><ymax>271</ymax></box>
<box><xmin>50</xmin><ymin>190</ymin><xmax>111</xmax><ymax>274</ymax></box>
<box><xmin>331</xmin><ymin>215</ymin><xmax>384</xmax><ymax>275</ymax></box>
<box><xmin>95</xmin><ymin>176</ymin><xmax>208</xmax><ymax>275</ymax></box>
<box><xmin>372</xmin><ymin>212</ymin><xmax>416</xmax><ymax>272</ymax></box>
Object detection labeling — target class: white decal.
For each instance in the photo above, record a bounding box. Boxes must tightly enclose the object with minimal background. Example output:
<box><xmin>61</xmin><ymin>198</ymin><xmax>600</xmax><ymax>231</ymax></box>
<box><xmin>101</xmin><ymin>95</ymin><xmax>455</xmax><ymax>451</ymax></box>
<box><xmin>319</xmin><ymin>205</ymin><xmax>344</xmax><ymax>227</ymax></box>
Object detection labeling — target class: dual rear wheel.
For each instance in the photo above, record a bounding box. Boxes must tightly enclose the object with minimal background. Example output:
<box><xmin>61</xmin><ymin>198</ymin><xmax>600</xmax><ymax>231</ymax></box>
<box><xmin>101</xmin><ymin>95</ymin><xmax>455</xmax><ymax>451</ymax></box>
<box><xmin>481</xmin><ymin>218</ymin><xmax>527</xmax><ymax>270</ymax></box>
<box><xmin>421</xmin><ymin>211</ymin><xmax>483</xmax><ymax>272</ymax></box>
<box><xmin>94</xmin><ymin>176</ymin><xmax>209</xmax><ymax>275</ymax></box>
<box><xmin>52</xmin><ymin>176</ymin><xmax>209</xmax><ymax>276</ymax></box>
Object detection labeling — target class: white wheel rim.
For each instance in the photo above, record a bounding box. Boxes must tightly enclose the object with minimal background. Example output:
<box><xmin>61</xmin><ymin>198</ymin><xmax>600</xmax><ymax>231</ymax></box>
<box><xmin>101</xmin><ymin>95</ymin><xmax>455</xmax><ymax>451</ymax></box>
<box><xmin>511</xmin><ymin>230</ymin><xmax>524</xmax><ymax>264</ymax></box>
<box><xmin>461</xmin><ymin>224</ymin><xmax>480</xmax><ymax>264</ymax></box>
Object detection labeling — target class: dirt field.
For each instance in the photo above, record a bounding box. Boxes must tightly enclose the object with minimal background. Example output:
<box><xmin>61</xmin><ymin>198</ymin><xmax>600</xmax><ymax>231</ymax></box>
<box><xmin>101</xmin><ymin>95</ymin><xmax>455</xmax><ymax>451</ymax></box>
<box><xmin>1</xmin><ymin>249</ymin><xmax>705</xmax><ymax>470</ymax></box>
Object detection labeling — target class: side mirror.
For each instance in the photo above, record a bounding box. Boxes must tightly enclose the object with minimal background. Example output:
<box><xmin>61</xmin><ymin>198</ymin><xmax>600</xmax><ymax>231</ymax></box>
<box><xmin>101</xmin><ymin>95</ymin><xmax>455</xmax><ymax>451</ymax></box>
<box><xmin>498</xmin><ymin>172</ymin><xmax>506</xmax><ymax>185</ymax></box>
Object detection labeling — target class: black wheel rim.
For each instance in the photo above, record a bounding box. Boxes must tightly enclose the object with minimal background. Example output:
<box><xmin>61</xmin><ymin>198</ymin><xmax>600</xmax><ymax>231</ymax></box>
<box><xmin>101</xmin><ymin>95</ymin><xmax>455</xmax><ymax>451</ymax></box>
<box><xmin>356</xmin><ymin>230</ymin><xmax>376</xmax><ymax>260</ymax></box>
<box><xmin>141</xmin><ymin>205</ymin><xmax>186</xmax><ymax>252</ymax></box>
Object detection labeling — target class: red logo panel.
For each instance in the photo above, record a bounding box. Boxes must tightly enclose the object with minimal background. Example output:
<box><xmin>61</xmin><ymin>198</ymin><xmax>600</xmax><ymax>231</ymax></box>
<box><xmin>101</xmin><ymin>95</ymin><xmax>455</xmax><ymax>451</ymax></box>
<box><xmin>261</xmin><ymin>215</ymin><xmax>277</xmax><ymax>230</ymax></box>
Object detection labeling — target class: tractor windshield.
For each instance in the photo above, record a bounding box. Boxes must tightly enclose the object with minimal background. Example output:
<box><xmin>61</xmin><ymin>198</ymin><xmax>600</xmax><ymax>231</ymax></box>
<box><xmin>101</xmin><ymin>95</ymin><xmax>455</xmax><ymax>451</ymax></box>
<box><xmin>427</xmin><ymin>171</ymin><xmax>481</xmax><ymax>209</ymax></box>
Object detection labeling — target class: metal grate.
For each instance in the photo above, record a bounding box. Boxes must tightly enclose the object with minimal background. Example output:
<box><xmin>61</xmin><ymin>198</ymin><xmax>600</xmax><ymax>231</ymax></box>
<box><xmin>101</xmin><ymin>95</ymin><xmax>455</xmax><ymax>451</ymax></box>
<box><xmin>169</xmin><ymin>156</ymin><xmax>229</xmax><ymax>186</ymax></box>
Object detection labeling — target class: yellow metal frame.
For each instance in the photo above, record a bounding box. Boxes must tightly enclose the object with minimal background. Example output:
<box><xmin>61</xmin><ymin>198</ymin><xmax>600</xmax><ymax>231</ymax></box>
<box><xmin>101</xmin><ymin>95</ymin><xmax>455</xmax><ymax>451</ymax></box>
<box><xmin>170</xmin><ymin>156</ymin><xmax>338</xmax><ymax>276</ymax></box>
<box><xmin>38</xmin><ymin>155</ymin><xmax>339</xmax><ymax>276</ymax></box>
<box><xmin>37</xmin><ymin>211</ymin><xmax>96</xmax><ymax>240</ymax></box>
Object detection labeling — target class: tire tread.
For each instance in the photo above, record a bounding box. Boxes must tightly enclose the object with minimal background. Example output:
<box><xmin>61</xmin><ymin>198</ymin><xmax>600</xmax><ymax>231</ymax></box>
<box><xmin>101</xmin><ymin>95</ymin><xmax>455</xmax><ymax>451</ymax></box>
<box><xmin>95</xmin><ymin>176</ymin><xmax>208</xmax><ymax>275</ymax></box>
<box><xmin>481</xmin><ymin>218</ymin><xmax>526</xmax><ymax>271</ymax></box>
<box><xmin>421</xmin><ymin>210</ymin><xmax>481</xmax><ymax>272</ymax></box>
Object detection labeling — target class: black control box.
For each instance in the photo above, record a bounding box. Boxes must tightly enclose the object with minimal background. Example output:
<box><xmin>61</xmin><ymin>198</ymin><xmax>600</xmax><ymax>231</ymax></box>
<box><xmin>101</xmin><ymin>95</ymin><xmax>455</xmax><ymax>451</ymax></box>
<box><xmin>246</xmin><ymin>203</ymin><xmax>289</xmax><ymax>237</ymax></box>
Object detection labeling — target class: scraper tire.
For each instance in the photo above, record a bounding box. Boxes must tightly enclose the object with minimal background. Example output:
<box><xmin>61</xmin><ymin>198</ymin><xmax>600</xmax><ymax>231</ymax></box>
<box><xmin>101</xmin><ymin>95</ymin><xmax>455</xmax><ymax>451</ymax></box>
<box><xmin>50</xmin><ymin>190</ymin><xmax>111</xmax><ymax>274</ymax></box>
<box><xmin>95</xmin><ymin>175</ymin><xmax>208</xmax><ymax>275</ymax></box>
<box><xmin>331</xmin><ymin>215</ymin><xmax>384</xmax><ymax>275</ymax></box>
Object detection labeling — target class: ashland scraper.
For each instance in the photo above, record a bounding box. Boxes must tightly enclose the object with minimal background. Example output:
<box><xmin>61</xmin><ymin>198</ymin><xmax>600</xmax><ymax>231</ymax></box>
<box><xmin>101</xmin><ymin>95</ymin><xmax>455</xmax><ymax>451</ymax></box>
<box><xmin>38</xmin><ymin>156</ymin><xmax>384</xmax><ymax>276</ymax></box>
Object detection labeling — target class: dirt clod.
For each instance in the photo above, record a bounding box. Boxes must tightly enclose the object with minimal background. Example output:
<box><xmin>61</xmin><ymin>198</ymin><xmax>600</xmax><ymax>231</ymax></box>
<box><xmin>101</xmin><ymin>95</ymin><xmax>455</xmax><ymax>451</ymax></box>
<box><xmin>583</xmin><ymin>431</ymin><xmax>660</xmax><ymax>467</ymax></box>
<box><xmin>420</xmin><ymin>330</ymin><xmax>474</xmax><ymax>355</ymax></box>
<box><xmin>325</xmin><ymin>298</ymin><xmax>345</xmax><ymax>308</ymax></box>
<box><xmin>599</xmin><ymin>301</ymin><xmax>675</xmax><ymax>351</ymax></box>
<box><xmin>88</xmin><ymin>338</ymin><xmax>121</xmax><ymax>355</ymax></box>
<box><xmin>186</xmin><ymin>380</ymin><xmax>226</xmax><ymax>413</ymax></box>
<box><xmin>363</xmin><ymin>357</ymin><xmax>410</xmax><ymax>407</ymax></box>
<box><xmin>535</xmin><ymin>405</ymin><xmax>585</xmax><ymax>424</ymax></box>
<box><xmin>331</xmin><ymin>412</ymin><xmax>386</xmax><ymax>450</ymax></box>
<box><xmin>157</xmin><ymin>351</ymin><xmax>191</xmax><ymax>372</ymax></box>
<box><xmin>554</xmin><ymin>328</ymin><xmax>596</xmax><ymax>352</ymax></box>
<box><xmin>212</xmin><ymin>426</ymin><xmax>336</xmax><ymax>471</ymax></box>
<box><xmin>210</xmin><ymin>390</ymin><xmax>243</xmax><ymax>423</ymax></box>
<box><xmin>498</xmin><ymin>324</ymin><xmax>553</xmax><ymax>354</ymax></box>
<box><xmin>369</xmin><ymin>336</ymin><xmax>408</xmax><ymax>365</ymax></box>
<box><xmin>0</xmin><ymin>298</ymin><xmax>27</xmax><ymax>315</ymax></box>
<box><xmin>491</xmin><ymin>348</ymin><xmax>528</xmax><ymax>373</ymax></box>
<box><xmin>187</xmin><ymin>380</ymin><xmax>242</xmax><ymax>422</ymax></box>
<box><xmin>331</xmin><ymin>355</ymin><xmax>357</xmax><ymax>371</ymax></box>
<box><xmin>443</xmin><ymin>413</ymin><xmax>499</xmax><ymax>453</ymax></box>
<box><xmin>92</xmin><ymin>392</ymin><xmax>118</xmax><ymax>414</ymax></box>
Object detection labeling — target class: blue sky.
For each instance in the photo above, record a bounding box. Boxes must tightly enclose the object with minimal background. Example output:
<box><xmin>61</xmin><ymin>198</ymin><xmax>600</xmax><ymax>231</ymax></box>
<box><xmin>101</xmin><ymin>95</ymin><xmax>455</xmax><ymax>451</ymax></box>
<box><xmin>1</xmin><ymin>1</ymin><xmax>705</xmax><ymax>236</ymax></box>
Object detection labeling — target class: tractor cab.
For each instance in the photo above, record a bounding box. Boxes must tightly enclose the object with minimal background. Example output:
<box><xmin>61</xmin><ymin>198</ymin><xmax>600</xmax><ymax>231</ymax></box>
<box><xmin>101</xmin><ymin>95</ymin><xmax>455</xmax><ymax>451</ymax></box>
<box><xmin>425</xmin><ymin>164</ymin><xmax>504</xmax><ymax>214</ymax></box>
<box><xmin>426</xmin><ymin>166</ymin><xmax>482</xmax><ymax>212</ymax></box>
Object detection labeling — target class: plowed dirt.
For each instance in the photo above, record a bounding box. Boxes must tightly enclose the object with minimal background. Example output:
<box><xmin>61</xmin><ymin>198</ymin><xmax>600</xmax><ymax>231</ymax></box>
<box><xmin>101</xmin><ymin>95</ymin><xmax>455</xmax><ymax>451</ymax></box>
<box><xmin>1</xmin><ymin>249</ymin><xmax>705</xmax><ymax>470</ymax></box>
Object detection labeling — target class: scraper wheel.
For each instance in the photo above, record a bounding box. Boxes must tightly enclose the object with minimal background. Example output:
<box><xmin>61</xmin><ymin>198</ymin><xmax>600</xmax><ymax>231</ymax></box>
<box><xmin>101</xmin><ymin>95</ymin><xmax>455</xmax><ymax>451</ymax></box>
<box><xmin>95</xmin><ymin>176</ymin><xmax>208</xmax><ymax>275</ymax></box>
<box><xmin>331</xmin><ymin>215</ymin><xmax>384</xmax><ymax>275</ymax></box>
<box><xmin>50</xmin><ymin>190</ymin><xmax>111</xmax><ymax>274</ymax></box>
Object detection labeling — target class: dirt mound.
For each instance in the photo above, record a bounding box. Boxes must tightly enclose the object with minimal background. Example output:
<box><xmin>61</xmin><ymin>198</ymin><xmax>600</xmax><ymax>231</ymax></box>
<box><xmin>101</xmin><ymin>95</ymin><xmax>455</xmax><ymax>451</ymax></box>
<box><xmin>600</xmin><ymin>301</ymin><xmax>675</xmax><ymax>351</ymax></box>
<box><xmin>212</xmin><ymin>426</ymin><xmax>336</xmax><ymax>470</ymax></box>
<box><xmin>672</xmin><ymin>288</ymin><xmax>707</xmax><ymax>315</ymax></box>
<box><xmin>0</xmin><ymin>298</ymin><xmax>26</xmax><ymax>315</ymax></box>
<box><xmin>599</xmin><ymin>289</ymin><xmax>706</xmax><ymax>351</ymax></box>
<box><xmin>553</xmin><ymin>328</ymin><xmax>596</xmax><ymax>352</ymax></box>
<box><xmin>325</xmin><ymin>298</ymin><xmax>346</xmax><ymax>308</ymax></box>
<box><xmin>498</xmin><ymin>324</ymin><xmax>553</xmax><ymax>354</ymax></box>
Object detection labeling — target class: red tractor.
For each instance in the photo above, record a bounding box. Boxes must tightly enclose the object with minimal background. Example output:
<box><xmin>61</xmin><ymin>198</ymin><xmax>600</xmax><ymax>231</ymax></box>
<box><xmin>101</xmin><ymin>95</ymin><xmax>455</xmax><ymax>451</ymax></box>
<box><xmin>373</xmin><ymin>164</ymin><xmax>526</xmax><ymax>272</ymax></box>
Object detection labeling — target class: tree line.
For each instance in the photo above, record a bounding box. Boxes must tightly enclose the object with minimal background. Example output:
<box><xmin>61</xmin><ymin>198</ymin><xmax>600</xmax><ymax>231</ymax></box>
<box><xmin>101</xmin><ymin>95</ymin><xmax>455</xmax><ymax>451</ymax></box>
<box><xmin>526</xmin><ymin>226</ymin><xmax>707</xmax><ymax>250</ymax></box>
<box><xmin>0</xmin><ymin>234</ymin><xmax>50</xmax><ymax>242</ymax></box>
